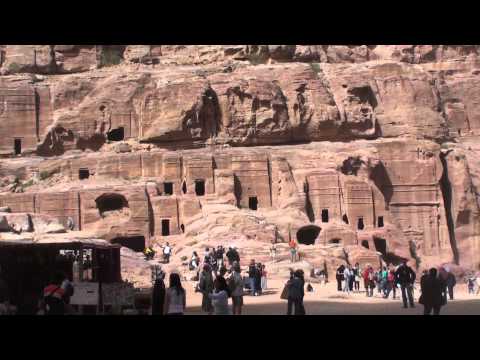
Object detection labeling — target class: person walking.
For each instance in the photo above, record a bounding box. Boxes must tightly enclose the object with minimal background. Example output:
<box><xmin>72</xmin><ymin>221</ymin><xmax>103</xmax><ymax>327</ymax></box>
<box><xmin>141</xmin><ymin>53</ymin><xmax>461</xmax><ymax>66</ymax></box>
<box><xmin>336</xmin><ymin>265</ymin><xmax>345</xmax><ymax>292</ymax></box>
<box><xmin>343</xmin><ymin>265</ymin><xmax>351</xmax><ymax>294</ymax></box>
<box><xmin>255</xmin><ymin>263</ymin><xmax>263</xmax><ymax>295</ymax></box>
<box><xmin>198</xmin><ymin>264</ymin><xmax>214</xmax><ymax>315</ymax></box>
<box><xmin>151</xmin><ymin>274</ymin><xmax>166</xmax><ymax>315</ymax></box>
<box><xmin>60</xmin><ymin>273</ymin><xmax>74</xmax><ymax>314</ymax></box>
<box><xmin>289</xmin><ymin>239</ymin><xmax>298</xmax><ymax>263</ymax></box>
<box><xmin>445</xmin><ymin>269</ymin><xmax>456</xmax><ymax>301</ymax></box>
<box><xmin>164</xmin><ymin>273</ymin><xmax>186</xmax><ymax>315</ymax></box>
<box><xmin>209</xmin><ymin>276</ymin><xmax>230</xmax><ymax>315</ymax></box>
<box><xmin>353</xmin><ymin>263</ymin><xmax>361</xmax><ymax>292</ymax></box>
<box><xmin>384</xmin><ymin>268</ymin><xmax>397</xmax><ymax>299</ymax></box>
<box><xmin>395</xmin><ymin>260</ymin><xmax>416</xmax><ymax>308</ymax></box>
<box><xmin>42</xmin><ymin>272</ymin><xmax>66</xmax><ymax>315</ymax></box>
<box><xmin>190</xmin><ymin>251</ymin><xmax>200</xmax><ymax>271</ymax></box>
<box><xmin>270</xmin><ymin>244</ymin><xmax>277</xmax><ymax>262</ymax></box>
<box><xmin>467</xmin><ymin>276</ymin><xmax>475</xmax><ymax>295</ymax></box>
<box><xmin>419</xmin><ymin>268</ymin><xmax>444</xmax><ymax>315</ymax></box>
<box><xmin>226</xmin><ymin>247</ymin><xmax>236</xmax><ymax>267</ymax></box>
<box><xmin>363</xmin><ymin>265</ymin><xmax>375</xmax><ymax>297</ymax></box>
<box><xmin>162</xmin><ymin>242</ymin><xmax>172</xmax><ymax>264</ymax></box>
<box><xmin>215</xmin><ymin>246</ymin><xmax>225</xmax><ymax>269</ymax></box>
<box><xmin>229</xmin><ymin>262</ymin><xmax>244</xmax><ymax>315</ymax></box>
<box><xmin>261</xmin><ymin>264</ymin><xmax>268</xmax><ymax>291</ymax></box>
<box><xmin>287</xmin><ymin>269</ymin><xmax>305</xmax><ymax>315</ymax></box>
<box><xmin>248</xmin><ymin>260</ymin><xmax>259</xmax><ymax>296</ymax></box>
<box><xmin>438</xmin><ymin>266</ymin><xmax>449</xmax><ymax>304</ymax></box>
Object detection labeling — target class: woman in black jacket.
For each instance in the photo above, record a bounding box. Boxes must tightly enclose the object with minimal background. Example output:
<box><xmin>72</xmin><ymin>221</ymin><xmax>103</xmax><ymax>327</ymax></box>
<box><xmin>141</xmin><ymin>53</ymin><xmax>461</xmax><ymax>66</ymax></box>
<box><xmin>336</xmin><ymin>265</ymin><xmax>345</xmax><ymax>292</ymax></box>
<box><xmin>151</xmin><ymin>277</ymin><xmax>166</xmax><ymax>315</ymax></box>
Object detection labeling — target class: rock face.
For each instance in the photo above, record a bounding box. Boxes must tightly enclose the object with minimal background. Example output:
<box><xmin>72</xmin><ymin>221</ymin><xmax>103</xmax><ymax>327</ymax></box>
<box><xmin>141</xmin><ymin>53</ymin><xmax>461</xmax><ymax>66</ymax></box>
<box><xmin>1</xmin><ymin>45</ymin><xmax>480</xmax><ymax>280</ymax></box>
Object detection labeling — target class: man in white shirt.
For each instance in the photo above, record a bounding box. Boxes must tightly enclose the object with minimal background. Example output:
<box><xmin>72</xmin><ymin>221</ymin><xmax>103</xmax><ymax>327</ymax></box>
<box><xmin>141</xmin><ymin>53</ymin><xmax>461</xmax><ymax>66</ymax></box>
<box><xmin>163</xmin><ymin>242</ymin><xmax>172</xmax><ymax>264</ymax></box>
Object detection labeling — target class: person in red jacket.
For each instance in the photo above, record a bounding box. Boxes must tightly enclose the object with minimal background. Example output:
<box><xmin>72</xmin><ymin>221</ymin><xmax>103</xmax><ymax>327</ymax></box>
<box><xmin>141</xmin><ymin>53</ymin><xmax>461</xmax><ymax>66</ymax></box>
<box><xmin>363</xmin><ymin>265</ymin><xmax>375</xmax><ymax>297</ymax></box>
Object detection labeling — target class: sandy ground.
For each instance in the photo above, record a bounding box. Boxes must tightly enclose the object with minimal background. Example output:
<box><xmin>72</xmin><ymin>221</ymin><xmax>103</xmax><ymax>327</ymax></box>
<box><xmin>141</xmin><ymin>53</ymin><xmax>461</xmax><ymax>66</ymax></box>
<box><xmin>183</xmin><ymin>279</ymin><xmax>480</xmax><ymax>315</ymax></box>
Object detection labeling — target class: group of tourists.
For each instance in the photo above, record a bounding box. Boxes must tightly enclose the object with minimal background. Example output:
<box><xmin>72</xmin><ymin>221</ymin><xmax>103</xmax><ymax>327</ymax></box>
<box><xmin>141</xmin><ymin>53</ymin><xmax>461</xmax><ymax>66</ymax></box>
<box><xmin>143</xmin><ymin>242</ymin><xmax>172</xmax><ymax>263</ymax></box>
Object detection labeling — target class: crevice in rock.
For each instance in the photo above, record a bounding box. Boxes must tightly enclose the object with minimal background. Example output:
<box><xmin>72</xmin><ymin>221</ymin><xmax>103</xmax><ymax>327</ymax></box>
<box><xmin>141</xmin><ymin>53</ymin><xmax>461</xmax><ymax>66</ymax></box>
<box><xmin>439</xmin><ymin>151</ymin><xmax>460</xmax><ymax>265</ymax></box>
<box><xmin>303</xmin><ymin>180</ymin><xmax>315</xmax><ymax>222</ymax></box>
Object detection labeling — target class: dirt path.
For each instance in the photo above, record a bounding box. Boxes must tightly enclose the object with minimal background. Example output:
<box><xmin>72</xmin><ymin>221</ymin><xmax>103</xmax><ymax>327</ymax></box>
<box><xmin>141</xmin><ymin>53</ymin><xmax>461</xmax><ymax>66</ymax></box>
<box><xmin>183</xmin><ymin>278</ymin><xmax>480</xmax><ymax>315</ymax></box>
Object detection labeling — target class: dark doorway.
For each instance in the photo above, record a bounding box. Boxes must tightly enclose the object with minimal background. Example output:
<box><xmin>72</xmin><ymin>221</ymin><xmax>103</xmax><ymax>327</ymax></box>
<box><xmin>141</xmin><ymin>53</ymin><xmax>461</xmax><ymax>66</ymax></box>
<box><xmin>361</xmin><ymin>240</ymin><xmax>370</xmax><ymax>249</ymax></box>
<box><xmin>249</xmin><ymin>196</ymin><xmax>258</xmax><ymax>210</ymax></box>
<box><xmin>180</xmin><ymin>224</ymin><xmax>185</xmax><ymax>233</ymax></box>
<box><xmin>195</xmin><ymin>180</ymin><xmax>205</xmax><ymax>196</ymax></box>
<box><xmin>342</xmin><ymin>214</ymin><xmax>349</xmax><ymax>224</ymax></box>
<box><xmin>164</xmin><ymin>182</ymin><xmax>173</xmax><ymax>195</ymax></box>
<box><xmin>377</xmin><ymin>216</ymin><xmax>384</xmax><ymax>228</ymax></box>
<box><xmin>107</xmin><ymin>127</ymin><xmax>124</xmax><ymax>141</ymax></box>
<box><xmin>296</xmin><ymin>225</ymin><xmax>321</xmax><ymax>245</ymax></box>
<box><xmin>373</xmin><ymin>237</ymin><xmax>387</xmax><ymax>257</ymax></box>
<box><xmin>329</xmin><ymin>238</ymin><xmax>340</xmax><ymax>244</ymax></box>
<box><xmin>111</xmin><ymin>236</ymin><xmax>145</xmax><ymax>252</ymax></box>
<box><xmin>14</xmin><ymin>138</ymin><xmax>22</xmax><ymax>155</ymax></box>
<box><xmin>79</xmin><ymin>168</ymin><xmax>90</xmax><ymax>180</ymax></box>
<box><xmin>321</xmin><ymin>209</ymin><xmax>329</xmax><ymax>223</ymax></box>
<box><xmin>357</xmin><ymin>217</ymin><xmax>364</xmax><ymax>230</ymax></box>
<box><xmin>182</xmin><ymin>180</ymin><xmax>187</xmax><ymax>194</ymax></box>
<box><xmin>95</xmin><ymin>193</ymin><xmax>128</xmax><ymax>217</ymax></box>
<box><xmin>161</xmin><ymin>219</ymin><xmax>170</xmax><ymax>236</ymax></box>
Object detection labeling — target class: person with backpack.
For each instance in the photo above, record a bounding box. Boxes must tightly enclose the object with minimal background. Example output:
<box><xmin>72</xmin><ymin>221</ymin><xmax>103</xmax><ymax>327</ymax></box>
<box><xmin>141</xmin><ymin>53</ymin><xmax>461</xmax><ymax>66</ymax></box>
<box><xmin>395</xmin><ymin>260</ymin><xmax>416</xmax><ymax>308</ymax></box>
<box><xmin>164</xmin><ymin>273</ymin><xmax>186</xmax><ymax>315</ymax></box>
<box><xmin>162</xmin><ymin>242</ymin><xmax>172</xmax><ymax>264</ymax></box>
<box><xmin>42</xmin><ymin>272</ymin><xmax>66</xmax><ymax>315</ymax></box>
<box><xmin>287</xmin><ymin>269</ymin><xmax>305</xmax><ymax>315</ymax></box>
<box><xmin>228</xmin><ymin>262</ymin><xmax>244</xmax><ymax>315</ymax></box>
<box><xmin>363</xmin><ymin>265</ymin><xmax>375</xmax><ymax>297</ymax></box>
<box><xmin>384</xmin><ymin>268</ymin><xmax>397</xmax><ymax>299</ymax></box>
<box><xmin>336</xmin><ymin>265</ymin><xmax>345</xmax><ymax>291</ymax></box>
<box><xmin>198</xmin><ymin>264</ymin><xmax>214</xmax><ymax>315</ymax></box>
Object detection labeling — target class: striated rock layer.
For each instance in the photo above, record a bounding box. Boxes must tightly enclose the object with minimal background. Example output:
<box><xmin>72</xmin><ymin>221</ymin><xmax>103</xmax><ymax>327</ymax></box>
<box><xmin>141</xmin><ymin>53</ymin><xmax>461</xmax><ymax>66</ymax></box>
<box><xmin>1</xmin><ymin>45</ymin><xmax>480</xmax><ymax>280</ymax></box>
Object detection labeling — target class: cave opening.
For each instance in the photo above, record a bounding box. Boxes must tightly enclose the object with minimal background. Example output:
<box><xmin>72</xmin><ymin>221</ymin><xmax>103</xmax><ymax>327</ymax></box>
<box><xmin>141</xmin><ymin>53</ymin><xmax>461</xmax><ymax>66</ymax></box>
<box><xmin>342</xmin><ymin>214</ymin><xmax>349</xmax><ymax>224</ymax></box>
<box><xmin>111</xmin><ymin>236</ymin><xmax>145</xmax><ymax>252</ymax></box>
<box><xmin>195</xmin><ymin>179</ymin><xmax>205</xmax><ymax>196</ymax></box>
<box><xmin>296</xmin><ymin>225</ymin><xmax>321</xmax><ymax>245</ymax></box>
<box><xmin>329</xmin><ymin>238</ymin><xmax>341</xmax><ymax>245</ymax></box>
<box><xmin>95</xmin><ymin>193</ymin><xmax>129</xmax><ymax>217</ymax></box>
<box><xmin>361</xmin><ymin>240</ymin><xmax>369</xmax><ymax>249</ymax></box>
<box><xmin>161</xmin><ymin>219</ymin><xmax>170</xmax><ymax>236</ymax></box>
<box><xmin>180</xmin><ymin>224</ymin><xmax>185</xmax><ymax>233</ymax></box>
<box><xmin>249</xmin><ymin>196</ymin><xmax>258</xmax><ymax>210</ymax></box>
<box><xmin>377</xmin><ymin>216</ymin><xmax>384</xmax><ymax>228</ymax></box>
<box><xmin>14</xmin><ymin>138</ymin><xmax>22</xmax><ymax>155</ymax></box>
<box><xmin>182</xmin><ymin>180</ymin><xmax>187</xmax><ymax>194</ymax></box>
<box><xmin>357</xmin><ymin>217</ymin><xmax>365</xmax><ymax>230</ymax></box>
<box><xmin>107</xmin><ymin>127</ymin><xmax>124</xmax><ymax>142</ymax></box>
<box><xmin>164</xmin><ymin>182</ymin><xmax>173</xmax><ymax>195</ymax></box>
<box><xmin>321</xmin><ymin>209</ymin><xmax>329</xmax><ymax>223</ymax></box>
<box><xmin>79</xmin><ymin>168</ymin><xmax>90</xmax><ymax>180</ymax></box>
<box><xmin>373</xmin><ymin>237</ymin><xmax>387</xmax><ymax>256</ymax></box>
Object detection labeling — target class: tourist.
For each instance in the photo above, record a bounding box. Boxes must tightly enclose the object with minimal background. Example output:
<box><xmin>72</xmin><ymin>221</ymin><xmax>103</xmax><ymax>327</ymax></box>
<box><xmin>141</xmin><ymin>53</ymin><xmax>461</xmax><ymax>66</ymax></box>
<box><xmin>226</xmin><ymin>247</ymin><xmax>236</xmax><ymax>267</ymax></box>
<box><xmin>198</xmin><ymin>264</ymin><xmax>214</xmax><ymax>315</ymax></box>
<box><xmin>353</xmin><ymin>263</ymin><xmax>361</xmax><ymax>292</ymax></box>
<box><xmin>286</xmin><ymin>269</ymin><xmax>305</xmax><ymax>315</ymax></box>
<box><xmin>229</xmin><ymin>262</ymin><xmax>244</xmax><ymax>315</ymax></box>
<box><xmin>289</xmin><ymin>239</ymin><xmax>298</xmax><ymax>263</ymax></box>
<box><xmin>336</xmin><ymin>265</ymin><xmax>345</xmax><ymax>291</ymax></box>
<box><xmin>232</xmin><ymin>247</ymin><xmax>240</xmax><ymax>264</ymax></box>
<box><xmin>204</xmin><ymin>248</ymin><xmax>212</xmax><ymax>266</ymax></box>
<box><xmin>215</xmin><ymin>246</ymin><xmax>225</xmax><ymax>269</ymax></box>
<box><xmin>162</xmin><ymin>242</ymin><xmax>172</xmax><ymax>264</ymax></box>
<box><xmin>363</xmin><ymin>265</ymin><xmax>375</xmax><ymax>297</ymax></box>
<box><xmin>248</xmin><ymin>259</ymin><xmax>259</xmax><ymax>296</ymax></box>
<box><xmin>380</xmin><ymin>266</ymin><xmax>388</xmax><ymax>297</ymax></box>
<box><xmin>84</xmin><ymin>254</ymin><xmax>92</xmax><ymax>281</ymax></box>
<box><xmin>60</xmin><ymin>272</ymin><xmax>74</xmax><ymax>313</ymax></box>
<box><xmin>66</xmin><ymin>216</ymin><xmax>74</xmax><ymax>231</ymax></box>
<box><xmin>43</xmin><ymin>272</ymin><xmax>66</xmax><ymax>315</ymax></box>
<box><xmin>190</xmin><ymin>251</ymin><xmax>200</xmax><ymax>270</ymax></box>
<box><xmin>151</xmin><ymin>275</ymin><xmax>166</xmax><ymax>315</ymax></box>
<box><xmin>348</xmin><ymin>265</ymin><xmax>355</xmax><ymax>291</ymax></box>
<box><xmin>144</xmin><ymin>246</ymin><xmax>155</xmax><ymax>261</ymax></box>
<box><xmin>438</xmin><ymin>266</ymin><xmax>449</xmax><ymax>304</ymax></box>
<box><xmin>164</xmin><ymin>273</ymin><xmax>186</xmax><ymax>315</ymax></box>
<box><xmin>467</xmin><ymin>276</ymin><xmax>475</xmax><ymax>295</ymax></box>
<box><xmin>209</xmin><ymin>276</ymin><xmax>230</xmax><ymax>315</ymax></box>
<box><xmin>446</xmin><ymin>268</ymin><xmax>456</xmax><ymax>301</ymax></box>
<box><xmin>270</xmin><ymin>243</ymin><xmax>277</xmax><ymax>262</ymax></box>
<box><xmin>395</xmin><ymin>260</ymin><xmax>416</xmax><ymax>308</ymax></box>
<box><xmin>255</xmin><ymin>263</ymin><xmax>263</xmax><ymax>295</ymax></box>
<box><xmin>384</xmin><ymin>268</ymin><xmax>397</xmax><ymax>299</ymax></box>
<box><xmin>419</xmin><ymin>268</ymin><xmax>444</xmax><ymax>315</ymax></box>
<box><xmin>261</xmin><ymin>264</ymin><xmax>268</xmax><ymax>291</ymax></box>
<box><xmin>343</xmin><ymin>265</ymin><xmax>351</xmax><ymax>294</ymax></box>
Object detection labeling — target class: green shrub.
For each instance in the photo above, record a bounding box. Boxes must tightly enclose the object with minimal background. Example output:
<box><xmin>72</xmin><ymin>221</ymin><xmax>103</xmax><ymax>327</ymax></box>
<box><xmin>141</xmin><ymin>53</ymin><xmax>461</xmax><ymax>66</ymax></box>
<box><xmin>8</xmin><ymin>62</ymin><xmax>22</xmax><ymax>73</ymax></box>
<box><xmin>22</xmin><ymin>179</ymin><xmax>34</xmax><ymax>188</ymax></box>
<box><xmin>39</xmin><ymin>171</ymin><xmax>51</xmax><ymax>181</ymax></box>
<box><xmin>248</xmin><ymin>53</ymin><xmax>267</xmax><ymax>65</ymax></box>
<box><xmin>180</xmin><ymin>256</ymin><xmax>188</xmax><ymax>262</ymax></box>
<box><xmin>99</xmin><ymin>48</ymin><xmax>123</xmax><ymax>67</ymax></box>
<box><xmin>309</xmin><ymin>63</ymin><xmax>321</xmax><ymax>74</ymax></box>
